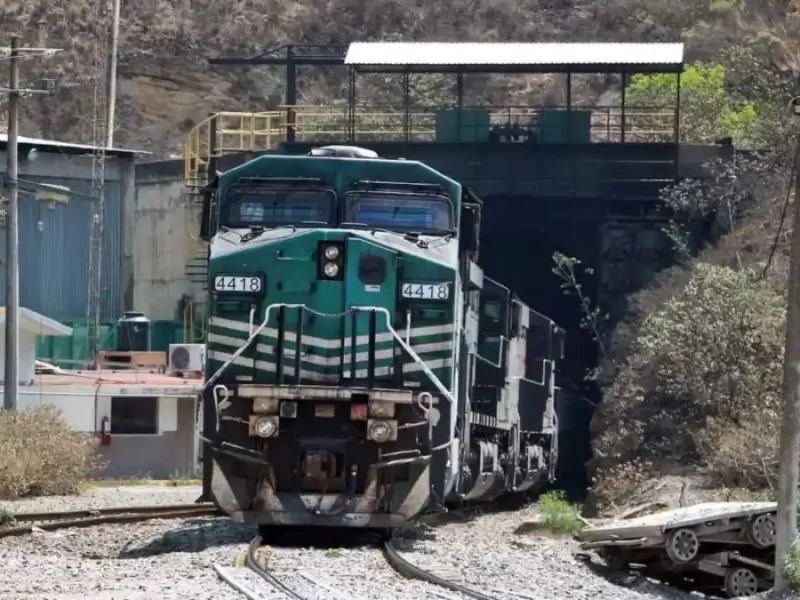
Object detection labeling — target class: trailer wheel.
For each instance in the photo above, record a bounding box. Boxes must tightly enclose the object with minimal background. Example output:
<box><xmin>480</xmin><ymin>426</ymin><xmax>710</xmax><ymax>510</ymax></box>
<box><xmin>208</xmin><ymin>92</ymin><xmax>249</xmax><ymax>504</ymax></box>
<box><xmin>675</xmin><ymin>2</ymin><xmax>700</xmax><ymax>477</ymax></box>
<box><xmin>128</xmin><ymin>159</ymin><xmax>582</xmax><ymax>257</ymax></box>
<box><xmin>665</xmin><ymin>528</ymin><xmax>700</xmax><ymax>563</ymax></box>
<box><xmin>746</xmin><ymin>513</ymin><xmax>776</xmax><ymax>549</ymax></box>
<box><xmin>724</xmin><ymin>567</ymin><xmax>758</xmax><ymax>598</ymax></box>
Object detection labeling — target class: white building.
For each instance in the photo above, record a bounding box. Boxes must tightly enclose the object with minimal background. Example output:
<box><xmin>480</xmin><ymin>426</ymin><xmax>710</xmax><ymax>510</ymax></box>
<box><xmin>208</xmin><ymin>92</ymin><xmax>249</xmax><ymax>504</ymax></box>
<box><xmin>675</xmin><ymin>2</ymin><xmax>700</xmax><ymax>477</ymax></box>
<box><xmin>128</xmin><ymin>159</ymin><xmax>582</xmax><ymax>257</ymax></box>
<box><xmin>1</xmin><ymin>306</ymin><xmax>202</xmax><ymax>479</ymax></box>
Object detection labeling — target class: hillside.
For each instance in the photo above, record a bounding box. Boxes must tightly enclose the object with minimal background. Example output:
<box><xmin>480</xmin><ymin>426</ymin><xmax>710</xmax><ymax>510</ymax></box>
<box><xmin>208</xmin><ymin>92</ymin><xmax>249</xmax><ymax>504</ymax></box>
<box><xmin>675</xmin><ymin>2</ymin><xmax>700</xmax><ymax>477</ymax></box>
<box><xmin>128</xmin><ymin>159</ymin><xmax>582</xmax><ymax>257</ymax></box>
<box><xmin>1</xmin><ymin>0</ymin><xmax>797</xmax><ymax>155</ymax></box>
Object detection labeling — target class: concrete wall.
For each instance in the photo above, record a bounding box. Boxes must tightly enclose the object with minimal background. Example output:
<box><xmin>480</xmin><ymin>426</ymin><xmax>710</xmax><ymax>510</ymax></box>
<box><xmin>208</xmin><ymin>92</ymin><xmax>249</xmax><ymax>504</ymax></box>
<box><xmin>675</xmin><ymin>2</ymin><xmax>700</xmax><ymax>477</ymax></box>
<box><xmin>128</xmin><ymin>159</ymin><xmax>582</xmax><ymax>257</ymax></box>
<box><xmin>94</xmin><ymin>397</ymin><xmax>198</xmax><ymax>479</ymax></box>
<box><xmin>133</xmin><ymin>169</ymin><xmax>204</xmax><ymax>321</ymax></box>
<box><xmin>0</xmin><ymin>329</ymin><xmax>37</xmax><ymax>384</ymax></box>
<box><xmin>15</xmin><ymin>390</ymin><xmax>198</xmax><ymax>479</ymax></box>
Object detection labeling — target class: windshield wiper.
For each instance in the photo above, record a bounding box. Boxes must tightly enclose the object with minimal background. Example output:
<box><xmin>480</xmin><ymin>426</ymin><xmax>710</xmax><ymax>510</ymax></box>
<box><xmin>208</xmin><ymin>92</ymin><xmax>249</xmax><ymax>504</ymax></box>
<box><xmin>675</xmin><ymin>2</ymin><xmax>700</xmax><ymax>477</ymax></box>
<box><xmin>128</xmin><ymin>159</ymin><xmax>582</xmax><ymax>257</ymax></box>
<box><xmin>238</xmin><ymin>221</ymin><xmax>329</xmax><ymax>243</ymax></box>
<box><xmin>341</xmin><ymin>222</ymin><xmax>455</xmax><ymax>248</ymax></box>
<box><xmin>340</xmin><ymin>221</ymin><xmax>420</xmax><ymax>243</ymax></box>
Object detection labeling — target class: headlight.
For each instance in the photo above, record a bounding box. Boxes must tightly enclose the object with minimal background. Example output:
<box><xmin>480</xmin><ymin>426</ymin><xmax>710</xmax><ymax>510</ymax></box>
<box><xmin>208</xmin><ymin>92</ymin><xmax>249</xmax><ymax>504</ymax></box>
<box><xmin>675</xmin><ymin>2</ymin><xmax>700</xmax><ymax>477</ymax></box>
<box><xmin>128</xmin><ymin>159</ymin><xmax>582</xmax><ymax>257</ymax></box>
<box><xmin>324</xmin><ymin>245</ymin><xmax>340</xmax><ymax>260</ymax></box>
<box><xmin>367</xmin><ymin>420</ymin><xmax>394</xmax><ymax>443</ymax></box>
<box><xmin>254</xmin><ymin>416</ymin><xmax>278</xmax><ymax>437</ymax></box>
<box><xmin>323</xmin><ymin>262</ymin><xmax>340</xmax><ymax>278</ymax></box>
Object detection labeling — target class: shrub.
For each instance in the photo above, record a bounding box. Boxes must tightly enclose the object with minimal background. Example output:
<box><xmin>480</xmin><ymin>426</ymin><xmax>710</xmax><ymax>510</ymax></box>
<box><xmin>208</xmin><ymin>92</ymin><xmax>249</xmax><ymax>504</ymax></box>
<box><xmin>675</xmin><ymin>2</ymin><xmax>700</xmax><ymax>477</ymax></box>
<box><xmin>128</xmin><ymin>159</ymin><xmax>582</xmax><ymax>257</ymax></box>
<box><xmin>537</xmin><ymin>491</ymin><xmax>583</xmax><ymax>535</ymax></box>
<box><xmin>0</xmin><ymin>405</ymin><xmax>97</xmax><ymax>499</ymax></box>
<box><xmin>588</xmin><ymin>263</ymin><xmax>785</xmax><ymax>511</ymax></box>
<box><xmin>785</xmin><ymin>537</ymin><xmax>800</xmax><ymax>589</ymax></box>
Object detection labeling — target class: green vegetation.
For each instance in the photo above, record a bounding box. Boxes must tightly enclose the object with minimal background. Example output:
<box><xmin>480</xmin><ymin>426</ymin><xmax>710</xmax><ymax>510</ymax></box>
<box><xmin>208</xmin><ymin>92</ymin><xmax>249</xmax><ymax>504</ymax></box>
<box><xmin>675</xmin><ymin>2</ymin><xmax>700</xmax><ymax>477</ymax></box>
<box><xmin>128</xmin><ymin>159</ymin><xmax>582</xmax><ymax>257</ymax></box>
<box><xmin>536</xmin><ymin>491</ymin><xmax>583</xmax><ymax>535</ymax></box>
<box><xmin>626</xmin><ymin>62</ymin><xmax>758</xmax><ymax>146</ymax></box>
<box><xmin>0</xmin><ymin>406</ymin><xmax>96</xmax><ymax>500</ymax></box>
<box><xmin>549</xmin><ymin>31</ymin><xmax>800</xmax><ymax>515</ymax></box>
<box><xmin>784</xmin><ymin>538</ymin><xmax>800</xmax><ymax>589</ymax></box>
<box><xmin>589</xmin><ymin>264</ymin><xmax>785</xmax><ymax>513</ymax></box>
<box><xmin>0</xmin><ymin>508</ymin><xmax>15</xmax><ymax>529</ymax></box>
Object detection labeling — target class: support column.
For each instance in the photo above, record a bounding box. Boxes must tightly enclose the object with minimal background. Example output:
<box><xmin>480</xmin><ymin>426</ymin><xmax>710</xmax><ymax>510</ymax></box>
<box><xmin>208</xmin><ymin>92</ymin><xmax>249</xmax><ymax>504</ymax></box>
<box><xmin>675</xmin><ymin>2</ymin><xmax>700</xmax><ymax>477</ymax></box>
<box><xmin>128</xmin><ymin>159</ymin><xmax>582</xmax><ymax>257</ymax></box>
<box><xmin>118</xmin><ymin>155</ymin><xmax>136</xmax><ymax>314</ymax></box>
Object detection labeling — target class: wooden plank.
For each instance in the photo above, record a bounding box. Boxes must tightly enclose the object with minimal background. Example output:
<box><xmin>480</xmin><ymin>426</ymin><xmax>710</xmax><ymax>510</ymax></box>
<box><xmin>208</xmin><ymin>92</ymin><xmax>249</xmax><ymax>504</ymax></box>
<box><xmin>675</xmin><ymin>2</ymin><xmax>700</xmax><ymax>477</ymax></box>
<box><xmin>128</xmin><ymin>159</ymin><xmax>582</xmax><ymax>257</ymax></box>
<box><xmin>96</xmin><ymin>351</ymin><xmax>167</xmax><ymax>369</ymax></box>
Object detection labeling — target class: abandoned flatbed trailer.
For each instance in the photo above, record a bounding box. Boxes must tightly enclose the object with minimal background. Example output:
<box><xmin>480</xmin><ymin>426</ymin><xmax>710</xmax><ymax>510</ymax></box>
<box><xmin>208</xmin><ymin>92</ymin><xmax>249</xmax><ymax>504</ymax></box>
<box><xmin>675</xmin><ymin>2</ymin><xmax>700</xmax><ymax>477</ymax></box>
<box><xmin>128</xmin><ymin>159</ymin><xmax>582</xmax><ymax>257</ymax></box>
<box><xmin>577</xmin><ymin>502</ymin><xmax>777</xmax><ymax>598</ymax></box>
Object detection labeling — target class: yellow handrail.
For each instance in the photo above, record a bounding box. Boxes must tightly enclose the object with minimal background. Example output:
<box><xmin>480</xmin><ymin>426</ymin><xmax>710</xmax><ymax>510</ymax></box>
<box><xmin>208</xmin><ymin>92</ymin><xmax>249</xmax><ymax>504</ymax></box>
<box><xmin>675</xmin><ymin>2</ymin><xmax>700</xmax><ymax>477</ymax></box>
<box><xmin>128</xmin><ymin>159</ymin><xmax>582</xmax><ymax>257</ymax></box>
<box><xmin>183</xmin><ymin>105</ymin><xmax>679</xmax><ymax>192</ymax></box>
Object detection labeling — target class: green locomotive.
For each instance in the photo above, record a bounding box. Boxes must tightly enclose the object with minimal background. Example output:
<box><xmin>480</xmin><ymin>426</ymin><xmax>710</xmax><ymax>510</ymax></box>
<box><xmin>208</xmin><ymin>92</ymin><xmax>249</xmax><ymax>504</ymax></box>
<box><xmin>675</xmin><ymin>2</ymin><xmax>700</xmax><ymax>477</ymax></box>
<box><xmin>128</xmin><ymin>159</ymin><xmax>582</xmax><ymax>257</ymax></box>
<box><xmin>199</xmin><ymin>145</ymin><xmax>564</xmax><ymax>530</ymax></box>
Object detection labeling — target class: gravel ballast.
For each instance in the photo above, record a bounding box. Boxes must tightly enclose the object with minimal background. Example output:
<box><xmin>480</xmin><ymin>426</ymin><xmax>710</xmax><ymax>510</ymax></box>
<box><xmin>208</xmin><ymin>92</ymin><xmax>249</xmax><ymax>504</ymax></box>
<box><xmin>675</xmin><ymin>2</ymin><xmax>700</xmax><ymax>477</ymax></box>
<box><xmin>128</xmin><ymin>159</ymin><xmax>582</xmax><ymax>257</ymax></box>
<box><xmin>0</xmin><ymin>485</ymin><xmax>791</xmax><ymax>600</ymax></box>
<box><xmin>393</xmin><ymin>507</ymin><xmax>698</xmax><ymax>600</ymax></box>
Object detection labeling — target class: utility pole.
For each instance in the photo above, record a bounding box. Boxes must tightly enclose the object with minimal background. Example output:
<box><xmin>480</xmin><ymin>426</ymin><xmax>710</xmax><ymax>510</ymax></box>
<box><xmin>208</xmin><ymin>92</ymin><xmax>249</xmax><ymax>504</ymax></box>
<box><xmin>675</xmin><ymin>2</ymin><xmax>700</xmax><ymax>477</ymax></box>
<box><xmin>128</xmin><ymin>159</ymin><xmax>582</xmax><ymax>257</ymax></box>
<box><xmin>0</xmin><ymin>36</ymin><xmax>60</xmax><ymax>409</ymax></box>
<box><xmin>775</xmin><ymin>96</ymin><xmax>800</xmax><ymax>589</ymax></box>
<box><xmin>3</xmin><ymin>35</ymin><xmax>20</xmax><ymax>411</ymax></box>
<box><xmin>105</xmin><ymin>0</ymin><xmax>120</xmax><ymax>148</ymax></box>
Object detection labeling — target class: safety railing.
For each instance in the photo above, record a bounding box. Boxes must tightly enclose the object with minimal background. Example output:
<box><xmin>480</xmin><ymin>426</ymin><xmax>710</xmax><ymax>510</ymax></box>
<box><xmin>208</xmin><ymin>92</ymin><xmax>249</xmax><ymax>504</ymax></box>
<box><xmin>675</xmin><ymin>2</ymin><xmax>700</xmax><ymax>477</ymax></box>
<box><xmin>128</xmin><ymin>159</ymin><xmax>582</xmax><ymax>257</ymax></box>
<box><xmin>183</xmin><ymin>105</ymin><xmax>678</xmax><ymax>192</ymax></box>
<box><xmin>285</xmin><ymin>104</ymin><xmax>677</xmax><ymax>144</ymax></box>
<box><xmin>184</xmin><ymin>111</ymin><xmax>284</xmax><ymax>194</ymax></box>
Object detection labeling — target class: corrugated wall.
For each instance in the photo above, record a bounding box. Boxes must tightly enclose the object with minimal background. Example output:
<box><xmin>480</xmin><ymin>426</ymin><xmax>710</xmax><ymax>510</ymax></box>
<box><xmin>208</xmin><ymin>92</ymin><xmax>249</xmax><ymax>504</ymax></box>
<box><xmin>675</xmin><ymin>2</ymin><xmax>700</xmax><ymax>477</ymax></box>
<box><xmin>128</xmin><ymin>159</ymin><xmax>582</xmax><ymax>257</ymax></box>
<box><xmin>0</xmin><ymin>175</ymin><xmax>121</xmax><ymax>321</ymax></box>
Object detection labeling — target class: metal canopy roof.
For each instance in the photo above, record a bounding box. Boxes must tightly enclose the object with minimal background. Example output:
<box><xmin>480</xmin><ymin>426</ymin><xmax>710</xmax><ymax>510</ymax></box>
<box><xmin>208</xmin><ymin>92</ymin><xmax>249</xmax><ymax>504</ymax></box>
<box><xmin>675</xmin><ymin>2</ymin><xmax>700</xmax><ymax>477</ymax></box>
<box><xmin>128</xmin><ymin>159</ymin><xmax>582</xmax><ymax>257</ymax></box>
<box><xmin>0</xmin><ymin>133</ymin><xmax>147</xmax><ymax>157</ymax></box>
<box><xmin>345</xmin><ymin>42</ymin><xmax>684</xmax><ymax>74</ymax></box>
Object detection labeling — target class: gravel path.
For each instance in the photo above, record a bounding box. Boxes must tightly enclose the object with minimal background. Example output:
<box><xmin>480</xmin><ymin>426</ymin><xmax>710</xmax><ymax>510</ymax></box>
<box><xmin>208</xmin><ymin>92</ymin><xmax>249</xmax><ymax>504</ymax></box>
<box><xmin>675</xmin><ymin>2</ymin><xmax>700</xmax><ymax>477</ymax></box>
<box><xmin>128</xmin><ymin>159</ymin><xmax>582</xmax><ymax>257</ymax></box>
<box><xmin>0</xmin><ymin>486</ymin><xmax>459</xmax><ymax>600</ymax></box>
<box><xmin>393</xmin><ymin>507</ymin><xmax>699</xmax><ymax>600</ymax></box>
<box><xmin>0</xmin><ymin>486</ymin><xmax>795</xmax><ymax>600</ymax></box>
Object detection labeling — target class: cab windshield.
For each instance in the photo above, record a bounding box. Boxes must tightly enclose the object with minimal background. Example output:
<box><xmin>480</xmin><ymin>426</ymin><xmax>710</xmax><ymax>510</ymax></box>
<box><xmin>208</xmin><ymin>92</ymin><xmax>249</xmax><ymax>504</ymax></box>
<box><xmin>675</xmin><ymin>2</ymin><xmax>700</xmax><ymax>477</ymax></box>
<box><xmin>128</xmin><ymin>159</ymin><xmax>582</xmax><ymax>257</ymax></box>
<box><xmin>343</xmin><ymin>191</ymin><xmax>454</xmax><ymax>234</ymax></box>
<box><xmin>222</xmin><ymin>185</ymin><xmax>335</xmax><ymax>228</ymax></box>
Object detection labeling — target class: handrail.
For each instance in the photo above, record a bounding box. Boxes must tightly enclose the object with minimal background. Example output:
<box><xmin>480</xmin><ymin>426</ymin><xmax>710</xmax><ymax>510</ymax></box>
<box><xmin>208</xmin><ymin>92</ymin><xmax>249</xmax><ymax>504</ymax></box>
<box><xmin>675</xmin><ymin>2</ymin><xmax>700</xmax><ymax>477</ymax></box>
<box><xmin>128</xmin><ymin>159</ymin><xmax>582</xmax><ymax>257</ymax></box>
<box><xmin>203</xmin><ymin>302</ymin><xmax>455</xmax><ymax>405</ymax></box>
<box><xmin>183</xmin><ymin>104</ymin><xmax>681</xmax><ymax>192</ymax></box>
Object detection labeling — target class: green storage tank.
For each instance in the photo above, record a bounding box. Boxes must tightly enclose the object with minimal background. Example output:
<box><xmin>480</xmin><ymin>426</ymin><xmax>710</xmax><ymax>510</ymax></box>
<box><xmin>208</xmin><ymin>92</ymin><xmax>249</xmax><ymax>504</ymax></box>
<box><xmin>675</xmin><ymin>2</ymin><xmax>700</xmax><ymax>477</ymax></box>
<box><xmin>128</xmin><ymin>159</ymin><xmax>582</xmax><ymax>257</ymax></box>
<box><xmin>538</xmin><ymin>110</ymin><xmax>592</xmax><ymax>143</ymax></box>
<box><xmin>435</xmin><ymin>108</ymin><xmax>491</xmax><ymax>143</ymax></box>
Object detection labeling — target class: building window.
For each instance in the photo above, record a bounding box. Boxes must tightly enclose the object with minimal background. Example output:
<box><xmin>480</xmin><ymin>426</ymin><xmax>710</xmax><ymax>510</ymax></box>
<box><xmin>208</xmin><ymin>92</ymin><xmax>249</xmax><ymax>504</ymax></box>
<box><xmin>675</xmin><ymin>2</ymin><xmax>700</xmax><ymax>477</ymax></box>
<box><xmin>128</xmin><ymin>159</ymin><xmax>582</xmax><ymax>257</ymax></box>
<box><xmin>110</xmin><ymin>396</ymin><xmax>159</xmax><ymax>435</ymax></box>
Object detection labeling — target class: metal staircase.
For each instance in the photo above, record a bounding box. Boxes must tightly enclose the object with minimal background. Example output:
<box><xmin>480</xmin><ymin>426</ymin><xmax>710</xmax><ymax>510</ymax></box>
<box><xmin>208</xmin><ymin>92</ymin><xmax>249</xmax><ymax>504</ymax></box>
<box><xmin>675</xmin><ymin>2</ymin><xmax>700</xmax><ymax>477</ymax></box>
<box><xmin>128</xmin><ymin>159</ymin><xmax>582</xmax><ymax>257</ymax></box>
<box><xmin>182</xmin><ymin>112</ymin><xmax>285</xmax><ymax>299</ymax></box>
<box><xmin>185</xmin><ymin>247</ymin><xmax>210</xmax><ymax>290</ymax></box>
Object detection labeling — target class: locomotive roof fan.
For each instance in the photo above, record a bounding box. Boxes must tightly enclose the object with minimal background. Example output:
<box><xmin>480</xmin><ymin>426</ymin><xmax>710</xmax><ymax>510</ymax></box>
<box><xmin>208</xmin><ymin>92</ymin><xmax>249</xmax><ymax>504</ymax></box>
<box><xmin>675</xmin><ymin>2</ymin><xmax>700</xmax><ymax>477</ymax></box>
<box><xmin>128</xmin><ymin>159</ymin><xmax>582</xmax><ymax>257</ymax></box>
<box><xmin>309</xmin><ymin>145</ymin><xmax>379</xmax><ymax>159</ymax></box>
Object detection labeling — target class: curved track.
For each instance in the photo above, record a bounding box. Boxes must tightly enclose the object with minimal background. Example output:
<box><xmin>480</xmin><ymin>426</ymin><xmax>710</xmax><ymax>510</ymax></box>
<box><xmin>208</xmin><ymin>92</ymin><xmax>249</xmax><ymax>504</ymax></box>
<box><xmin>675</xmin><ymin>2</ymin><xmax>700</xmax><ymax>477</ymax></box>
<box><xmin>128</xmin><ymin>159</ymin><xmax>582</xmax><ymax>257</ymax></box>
<box><xmin>0</xmin><ymin>503</ymin><xmax>219</xmax><ymax>539</ymax></box>
<box><xmin>383</xmin><ymin>536</ymin><xmax>502</xmax><ymax>600</ymax></box>
<box><xmin>245</xmin><ymin>536</ymin><xmax>307</xmax><ymax>600</ymax></box>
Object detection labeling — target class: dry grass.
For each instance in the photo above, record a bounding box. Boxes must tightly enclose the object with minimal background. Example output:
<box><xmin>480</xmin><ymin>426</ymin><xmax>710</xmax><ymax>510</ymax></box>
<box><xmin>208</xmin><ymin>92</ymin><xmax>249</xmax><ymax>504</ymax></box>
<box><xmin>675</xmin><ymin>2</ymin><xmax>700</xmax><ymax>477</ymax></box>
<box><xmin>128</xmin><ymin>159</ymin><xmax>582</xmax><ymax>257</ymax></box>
<box><xmin>1</xmin><ymin>0</ymin><xmax>797</xmax><ymax>154</ymax></box>
<box><xmin>87</xmin><ymin>477</ymin><xmax>201</xmax><ymax>488</ymax></box>
<box><xmin>0</xmin><ymin>406</ymin><xmax>97</xmax><ymax>500</ymax></box>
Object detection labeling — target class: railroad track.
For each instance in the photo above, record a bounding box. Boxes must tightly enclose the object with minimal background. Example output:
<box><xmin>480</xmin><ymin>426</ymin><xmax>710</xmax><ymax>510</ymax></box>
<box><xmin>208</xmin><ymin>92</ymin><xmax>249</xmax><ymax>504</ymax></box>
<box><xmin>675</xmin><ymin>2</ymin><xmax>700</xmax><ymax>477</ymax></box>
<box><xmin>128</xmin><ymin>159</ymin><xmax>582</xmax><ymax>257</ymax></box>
<box><xmin>217</xmin><ymin>535</ymin><xmax>372</xmax><ymax>600</ymax></box>
<box><xmin>0</xmin><ymin>503</ymin><xmax>219</xmax><ymax>539</ymax></box>
<box><xmin>214</xmin><ymin>498</ymin><xmax>532</xmax><ymax>599</ymax></box>
<box><xmin>383</xmin><ymin>536</ymin><xmax>503</xmax><ymax>600</ymax></box>
<box><xmin>217</xmin><ymin>530</ymin><xmax>505</xmax><ymax>600</ymax></box>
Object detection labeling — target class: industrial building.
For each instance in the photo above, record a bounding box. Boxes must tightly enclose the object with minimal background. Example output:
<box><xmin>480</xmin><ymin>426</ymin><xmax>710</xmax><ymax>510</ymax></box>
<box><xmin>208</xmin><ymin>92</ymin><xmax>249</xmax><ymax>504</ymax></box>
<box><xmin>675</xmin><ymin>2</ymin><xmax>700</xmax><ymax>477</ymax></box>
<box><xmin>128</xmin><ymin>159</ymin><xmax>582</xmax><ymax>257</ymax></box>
<box><xmin>0</xmin><ymin>135</ymin><xmax>202</xmax><ymax>479</ymax></box>
<box><xmin>0</xmin><ymin>133</ymin><xmax>139</xmax><ymax>321</ymax></box>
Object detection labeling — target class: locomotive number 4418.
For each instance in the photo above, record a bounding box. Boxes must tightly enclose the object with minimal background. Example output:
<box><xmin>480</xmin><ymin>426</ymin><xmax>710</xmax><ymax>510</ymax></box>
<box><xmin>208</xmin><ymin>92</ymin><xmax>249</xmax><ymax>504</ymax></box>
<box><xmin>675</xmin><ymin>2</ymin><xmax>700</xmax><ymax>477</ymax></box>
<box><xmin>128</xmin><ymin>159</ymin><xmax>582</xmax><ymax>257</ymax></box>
<box><xmin>400</xmin><ymin>282</ymin><xmax>449</xmax><ymax>300</ymax></box>
<box><xmin>214</xmin><ymin>275</ymin><xmax>262</xmax><ymax>293</ymax></box>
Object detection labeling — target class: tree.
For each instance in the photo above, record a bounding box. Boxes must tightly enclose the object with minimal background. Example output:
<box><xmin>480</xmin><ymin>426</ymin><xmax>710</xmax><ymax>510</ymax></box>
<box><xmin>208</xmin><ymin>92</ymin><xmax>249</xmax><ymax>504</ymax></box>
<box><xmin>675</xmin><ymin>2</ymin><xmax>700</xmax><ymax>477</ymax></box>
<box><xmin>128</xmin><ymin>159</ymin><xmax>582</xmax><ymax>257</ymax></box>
<box><xmin>625</xmin><ymin>62</ymin><xmax>759</xmax><ymax>145</ymax></box>
<box><xmin>586</xmin><ymin>263</ymin><xmax>786</xmax><ymax>512</ymax></box>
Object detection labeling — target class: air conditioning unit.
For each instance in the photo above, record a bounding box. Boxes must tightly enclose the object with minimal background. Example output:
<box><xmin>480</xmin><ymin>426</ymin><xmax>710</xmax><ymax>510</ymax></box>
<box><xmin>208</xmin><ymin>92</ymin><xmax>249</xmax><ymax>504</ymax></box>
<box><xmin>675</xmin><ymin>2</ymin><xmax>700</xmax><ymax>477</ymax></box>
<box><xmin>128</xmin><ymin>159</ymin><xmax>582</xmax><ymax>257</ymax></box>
<box><xmin>168</xmin><ymin>343</ymin><xmax>206</xmax><ymax>375</ymax></box>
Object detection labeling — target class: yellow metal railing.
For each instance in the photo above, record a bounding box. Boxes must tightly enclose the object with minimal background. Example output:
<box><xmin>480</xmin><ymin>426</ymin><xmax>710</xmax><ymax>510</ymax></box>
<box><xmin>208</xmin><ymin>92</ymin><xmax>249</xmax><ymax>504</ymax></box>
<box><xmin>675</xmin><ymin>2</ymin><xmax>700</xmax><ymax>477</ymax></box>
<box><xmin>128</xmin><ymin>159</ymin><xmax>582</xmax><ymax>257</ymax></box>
<box><xmin>184</xmin><ymin>111</ymin><xmax>284</xmax><ymax>194</ymax></box>
<box><xmin>183</xmin><ymin>105</ymin><xmax>678</xmax><ymax>193</ymax></box>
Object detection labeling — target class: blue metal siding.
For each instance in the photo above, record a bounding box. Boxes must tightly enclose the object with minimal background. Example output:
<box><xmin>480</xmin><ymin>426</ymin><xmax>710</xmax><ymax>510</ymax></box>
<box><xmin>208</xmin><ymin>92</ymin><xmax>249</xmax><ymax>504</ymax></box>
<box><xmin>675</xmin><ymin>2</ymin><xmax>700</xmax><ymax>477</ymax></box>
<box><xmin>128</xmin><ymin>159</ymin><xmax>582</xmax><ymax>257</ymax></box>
<box><xmin>0</xmin><ymin>176</ymin><xmax>121</xmax><ymax>321</ymax></box>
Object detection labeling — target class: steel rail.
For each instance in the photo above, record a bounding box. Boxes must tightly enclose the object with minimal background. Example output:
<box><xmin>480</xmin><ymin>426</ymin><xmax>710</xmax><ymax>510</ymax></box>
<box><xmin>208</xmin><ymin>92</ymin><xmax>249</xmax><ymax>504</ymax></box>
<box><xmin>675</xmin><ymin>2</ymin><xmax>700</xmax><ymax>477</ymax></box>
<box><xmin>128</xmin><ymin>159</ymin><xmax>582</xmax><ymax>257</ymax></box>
<box><xmin>383</xmin><ymin>537</ymin><xmax>501</xmax><ymax>600</ymax></box>
<box><xmin>245</xmin><ymin>535</ymin><xmax>307</xmax><ymax>600</ymax></box>
<box><xmin>0</xmin><ymin>504</ymin><xmax>219</xmax><ymax>539</ymax></box>
<box><xmin>10</xmin><ymin>502</ymin><xmax>216</xmax><ymax>522</ymax></box>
